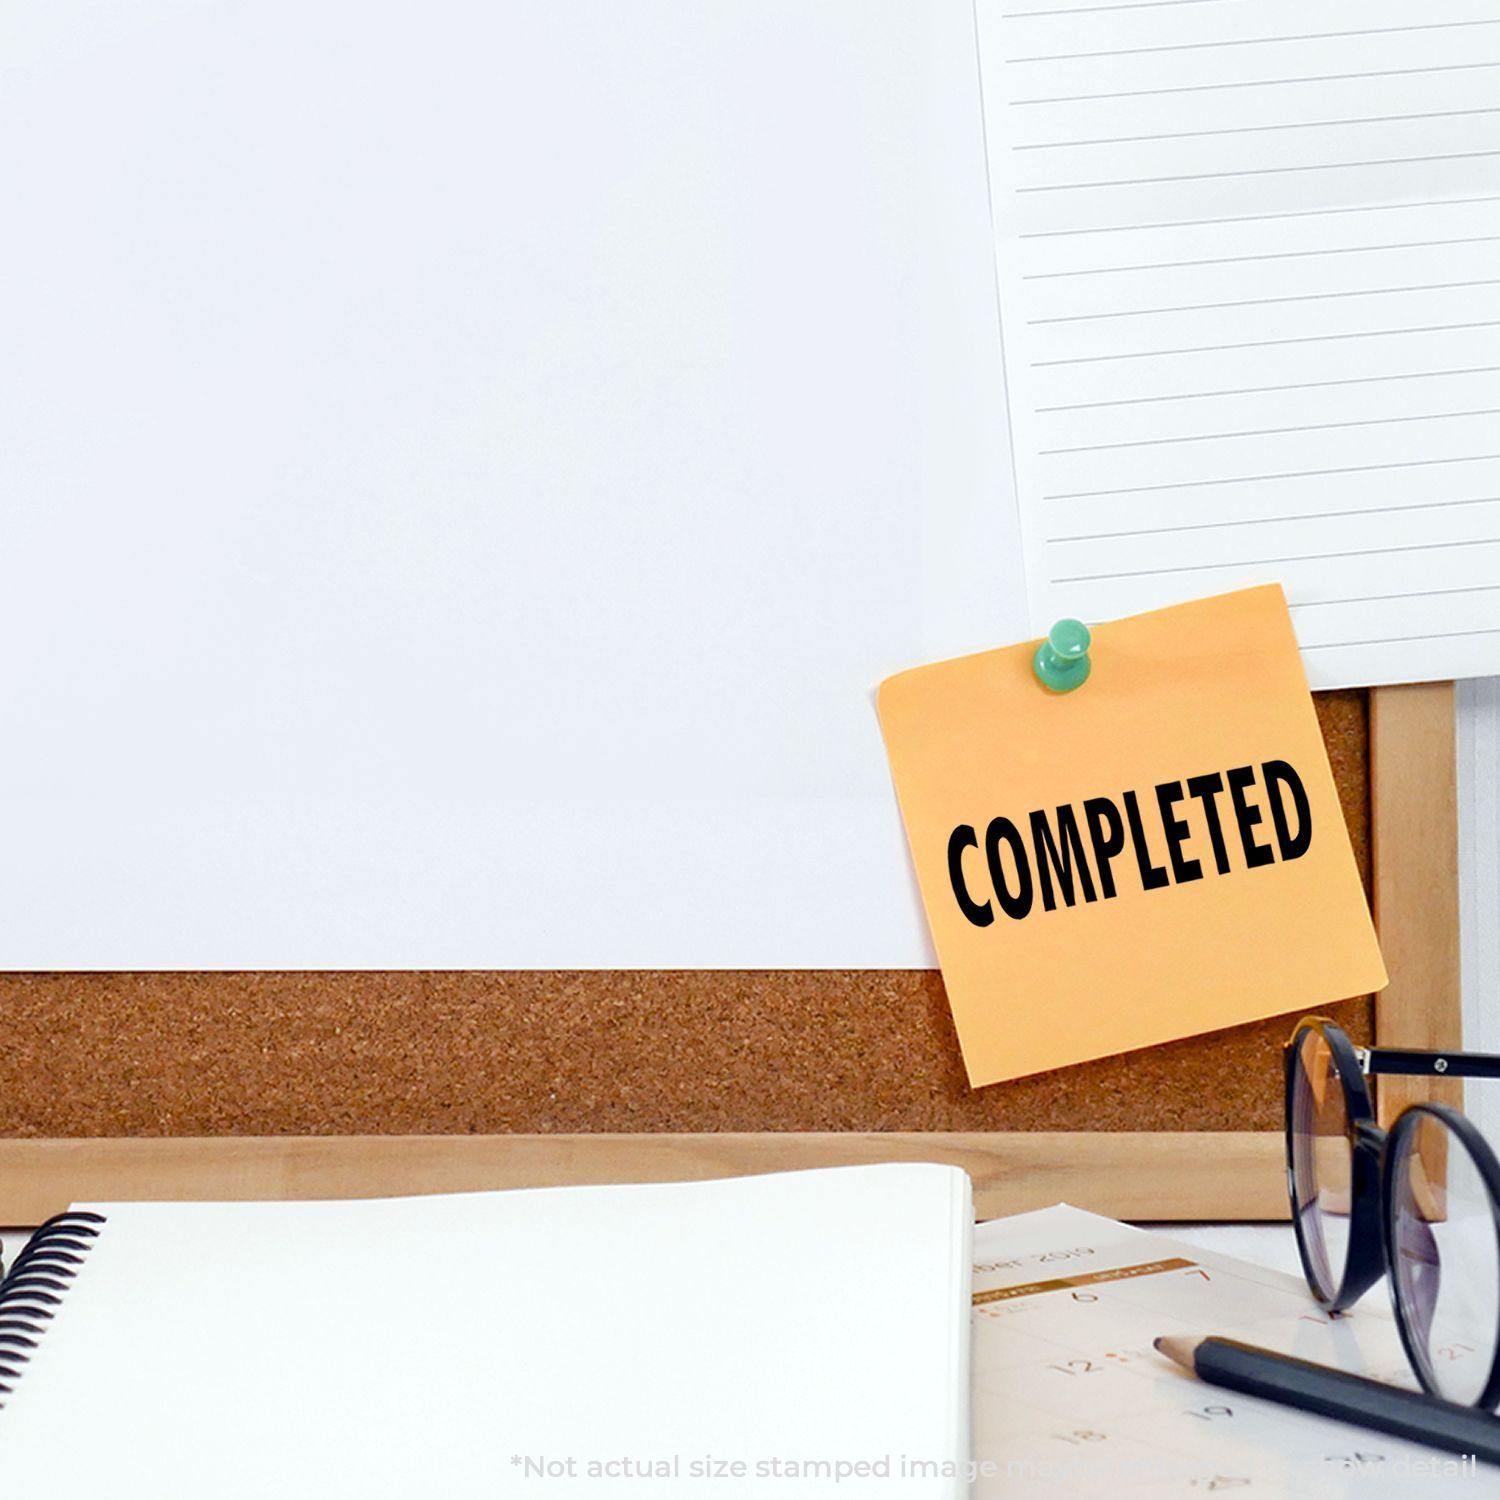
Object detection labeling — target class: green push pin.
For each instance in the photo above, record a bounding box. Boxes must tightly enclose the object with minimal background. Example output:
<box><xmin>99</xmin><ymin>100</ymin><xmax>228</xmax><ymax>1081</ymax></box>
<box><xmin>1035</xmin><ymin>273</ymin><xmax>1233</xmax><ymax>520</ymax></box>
<box><xmin>1033</xmin><ymin>618</ymin><xmax>1091</xmax><ymax>693</ymax></box>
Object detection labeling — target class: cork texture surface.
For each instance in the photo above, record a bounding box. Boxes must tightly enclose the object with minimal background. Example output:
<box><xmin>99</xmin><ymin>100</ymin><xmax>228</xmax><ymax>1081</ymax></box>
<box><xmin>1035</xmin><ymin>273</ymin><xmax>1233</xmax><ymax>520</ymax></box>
<box><xmin>0</xmin><ymin>692</ymin><xmax>1372</xmax><ymax>1138</ymax></box>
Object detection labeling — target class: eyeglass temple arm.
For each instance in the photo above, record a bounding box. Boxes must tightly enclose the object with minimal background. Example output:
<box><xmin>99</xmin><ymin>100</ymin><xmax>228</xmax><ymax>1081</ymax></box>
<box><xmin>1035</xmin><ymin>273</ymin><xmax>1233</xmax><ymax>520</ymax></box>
<box><xmin>1358</xmin><ymin>1046</ymin><xmax>1500</xmax><ymax>1080</ymax></box>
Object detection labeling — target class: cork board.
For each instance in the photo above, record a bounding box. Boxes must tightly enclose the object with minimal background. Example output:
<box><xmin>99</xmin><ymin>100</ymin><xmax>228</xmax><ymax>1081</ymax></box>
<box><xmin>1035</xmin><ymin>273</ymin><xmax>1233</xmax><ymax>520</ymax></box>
<box><xmin>0</xmin><ymin>685</ymin><xmax>1460</xmax><ymax>1223</ymax></box>
<box><xmin>0</xmin><ymin>690</ymin><xmax>1371</xmax><ymax>1139</ymax></box>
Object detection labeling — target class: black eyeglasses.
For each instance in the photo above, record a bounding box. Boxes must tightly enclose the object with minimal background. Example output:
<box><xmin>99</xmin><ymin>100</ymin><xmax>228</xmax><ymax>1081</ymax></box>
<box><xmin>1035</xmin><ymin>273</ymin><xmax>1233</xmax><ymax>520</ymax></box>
<box><xmin>1284</xmin><ymin>1018</ymin><xmax>1500</xmax><ymax>1408</ymax></box>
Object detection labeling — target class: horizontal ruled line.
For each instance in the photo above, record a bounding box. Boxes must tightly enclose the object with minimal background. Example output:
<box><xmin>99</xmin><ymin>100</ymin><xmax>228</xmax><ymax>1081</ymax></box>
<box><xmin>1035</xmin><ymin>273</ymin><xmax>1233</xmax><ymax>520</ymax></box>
<box><xmin>1296</xmin><ymin>582</ymin><xmax>1500</xmax><ymax>609</ymax></box>
<box><xmin>1015</xmin><ymin>107</ymin><xmax>1500</xmax><ymax>150</ymax></box>
<box><xmin>1303</xmin><ymin>626</ymin><xmax>1500</xmax><ymax>650</ymax></box>
<box><xmin>1017</xmin><ymin>150</ymin><xmax>1500</xmax><ymax>194</ymax></box>
<box><xmin>1041</xmin><ymin>407</ymin><xmax>1500</xmax><ymax>454</ymax></box>
<box><xmin>1052</xmin><ymin>536</ymin><xmax>1500</xmax><ymax>583</ymax></box>
<box><xmin>1011</xmin><ymin>19</ymin><xmax>1500</xmax><ymax>64</ymax></box>
<box><xmin>1031</xmin><ymin>320</ymin><xmax>1500</xmax><ymax>367</ymax></box>
<box><xmin>1050</xmin><ymin>496</ymin><xmax>1500</xmax><ymax>544</ymax></box>
<box><xmin>1036</xmin><ymin>366</ymin><xmax>1500</xmax><ymax>411</ymax></box>
<box><xmin>1011</xmin><ymin>60</ymin><xmax>1500</xmax><ymax>106</ymax></box>
<box><xmin>1024</xmin><ymin>238</ymin><xmax>1500</xmax><ymax>280</ymax></box>
<box><xmin>1005</xmin><ymin>0</ymin><xmax>1258</xmax><ymax>16</ymax></box>
<box><xmin>1044</xmin><ymin>453</ymin><xmax>1500</xmax><ymax>500</ymax></box>
<box><xmin>1018</xmin><ymin>196</ymin><xmax>1500</xmax><ymax>239</ymax></box>
<box><xmin>1029</xmin><ymin>279</ymin><xmax>1500</xmax><ymax>324</ymax></box>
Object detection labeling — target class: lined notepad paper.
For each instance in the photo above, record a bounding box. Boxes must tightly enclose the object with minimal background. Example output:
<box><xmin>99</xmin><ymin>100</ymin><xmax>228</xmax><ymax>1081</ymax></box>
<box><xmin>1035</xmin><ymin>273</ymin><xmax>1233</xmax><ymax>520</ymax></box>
<box><xmin>978</xmin><ymin>0</ymin><xmax>1500</xmax><ymax>688</ymax></box>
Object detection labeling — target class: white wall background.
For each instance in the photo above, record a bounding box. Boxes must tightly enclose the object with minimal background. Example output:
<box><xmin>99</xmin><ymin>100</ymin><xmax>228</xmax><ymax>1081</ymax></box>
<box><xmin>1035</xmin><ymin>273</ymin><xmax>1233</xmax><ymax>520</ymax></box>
<box><xmin>1458</xmin><ymin>680</ymin><xmax>1500</xmax><ymax>1140</ymax></box>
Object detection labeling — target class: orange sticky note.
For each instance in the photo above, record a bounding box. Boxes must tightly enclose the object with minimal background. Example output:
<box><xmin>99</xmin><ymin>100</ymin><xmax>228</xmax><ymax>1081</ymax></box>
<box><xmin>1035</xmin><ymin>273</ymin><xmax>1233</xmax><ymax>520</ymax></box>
<box><xmin>877</xmin><ymin>585</ymin><xmax>1386</xmax><ymax>1087</ymax></box>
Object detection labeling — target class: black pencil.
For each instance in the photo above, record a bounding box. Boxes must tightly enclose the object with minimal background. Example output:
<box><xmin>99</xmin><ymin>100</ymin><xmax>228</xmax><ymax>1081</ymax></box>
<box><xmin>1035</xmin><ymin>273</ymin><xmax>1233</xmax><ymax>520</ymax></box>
<box><xmin>1154</xmin><ymin>1334</ymin><xmax>1500</xmax><ymax>1467</ymax></box>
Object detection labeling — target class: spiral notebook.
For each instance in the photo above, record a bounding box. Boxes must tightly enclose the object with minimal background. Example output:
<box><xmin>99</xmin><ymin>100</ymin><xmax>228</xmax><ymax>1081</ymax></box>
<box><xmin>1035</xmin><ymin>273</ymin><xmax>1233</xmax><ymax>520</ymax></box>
<box><xmin>0</xmin><ymin>1166</ymin><xmax>972</xmax><ymax>1497</ymax></box>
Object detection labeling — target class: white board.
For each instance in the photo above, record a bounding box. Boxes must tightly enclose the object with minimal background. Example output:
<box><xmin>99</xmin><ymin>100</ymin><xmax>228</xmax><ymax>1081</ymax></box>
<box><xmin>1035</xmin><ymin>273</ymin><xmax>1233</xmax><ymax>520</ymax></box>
<box><xmin>0</xmin><ymin>0</ymin><xmax>1018</xmax><ymax>967</ymax></box>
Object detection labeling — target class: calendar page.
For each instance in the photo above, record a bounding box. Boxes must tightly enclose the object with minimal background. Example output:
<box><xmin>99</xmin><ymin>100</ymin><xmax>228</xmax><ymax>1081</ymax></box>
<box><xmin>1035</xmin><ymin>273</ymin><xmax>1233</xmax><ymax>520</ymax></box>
<box><xmin>972</xmin><ymin>1206</ymin><xmax>1482</xmax><ymax>1496</ymax></box>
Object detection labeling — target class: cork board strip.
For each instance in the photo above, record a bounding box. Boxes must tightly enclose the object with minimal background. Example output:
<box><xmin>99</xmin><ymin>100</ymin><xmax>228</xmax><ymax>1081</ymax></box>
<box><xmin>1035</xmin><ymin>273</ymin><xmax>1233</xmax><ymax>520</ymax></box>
<box><xmin>0</xmin><ymin>692</ymin><xmax>1371</xmax><ymax>1140</ymax></box>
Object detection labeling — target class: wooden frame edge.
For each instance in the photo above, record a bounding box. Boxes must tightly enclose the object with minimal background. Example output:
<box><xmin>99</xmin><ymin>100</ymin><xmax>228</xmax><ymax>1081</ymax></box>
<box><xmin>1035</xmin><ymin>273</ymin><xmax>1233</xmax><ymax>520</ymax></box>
<box><xmin>1371</xmin><ymin>681</ymin><xmax>1463</xmax><ymax>1124</ymax></box>
<box><xmin>0</xmin><ymin>1131</ymin><xmax>1289</xmax><ymax>1225</ymax></box>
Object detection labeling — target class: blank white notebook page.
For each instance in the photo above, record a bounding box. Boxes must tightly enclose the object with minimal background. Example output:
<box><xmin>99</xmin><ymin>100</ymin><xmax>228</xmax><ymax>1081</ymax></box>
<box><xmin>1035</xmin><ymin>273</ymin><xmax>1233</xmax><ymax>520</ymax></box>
<box><xmin>977</xmin><ymin>0</ymin><xmax>1500</xmax><ymax>689</ymax></box>
<box><xmin>0</xmin><ymin>0</ymin><xmax>1015</xmax><ymax>968</ymax></box>
<box><xmin>0</xmin><ymin>1167</ymin><xmax>972</xmax><ymax>1498</ymax></box>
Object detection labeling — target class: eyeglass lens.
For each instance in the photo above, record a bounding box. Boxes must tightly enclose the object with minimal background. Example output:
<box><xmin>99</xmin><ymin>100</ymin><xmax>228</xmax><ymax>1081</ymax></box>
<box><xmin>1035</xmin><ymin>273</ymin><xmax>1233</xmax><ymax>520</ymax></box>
<box><xmin>1390</xmin><ymin>1111</ymin><xmax>1500</xmax><ymax>1406</ymax></box>
<box><xmin>1289</xmin><ymin>1027</ymin><xmax>1354</xmax><ymax>1302</ymax></box>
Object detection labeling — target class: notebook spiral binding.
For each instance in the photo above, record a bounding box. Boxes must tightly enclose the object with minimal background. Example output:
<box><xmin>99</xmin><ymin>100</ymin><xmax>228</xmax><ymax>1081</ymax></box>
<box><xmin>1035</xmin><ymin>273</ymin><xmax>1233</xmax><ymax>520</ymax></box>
<box><xmin>0</xmin><ymin>1211</ymin><xmax>107</xmax><ymax>1409</ymax></box>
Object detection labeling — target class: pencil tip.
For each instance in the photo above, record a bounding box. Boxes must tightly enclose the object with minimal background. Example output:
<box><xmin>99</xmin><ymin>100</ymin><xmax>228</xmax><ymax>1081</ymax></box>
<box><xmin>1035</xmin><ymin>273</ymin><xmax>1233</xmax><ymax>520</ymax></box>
<box><xmin>1154</xmin><ymin>1334</ymin><xmax>1200</xmax><ymax>1368</ymax></box>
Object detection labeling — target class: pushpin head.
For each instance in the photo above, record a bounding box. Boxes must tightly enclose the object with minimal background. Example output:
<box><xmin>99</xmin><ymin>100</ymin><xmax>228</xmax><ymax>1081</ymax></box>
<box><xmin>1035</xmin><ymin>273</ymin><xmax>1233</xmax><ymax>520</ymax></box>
<box><xmin>1033</xmin><ymin>618</ymin><xmax>1091</xmax><ymax>692</ymax></box>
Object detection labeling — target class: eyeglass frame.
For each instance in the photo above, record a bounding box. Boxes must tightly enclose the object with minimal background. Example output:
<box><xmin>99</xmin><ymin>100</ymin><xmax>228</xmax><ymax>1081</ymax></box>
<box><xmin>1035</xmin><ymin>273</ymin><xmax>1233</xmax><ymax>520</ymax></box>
<box><xmin>1283</xmin><ymin>1016</ymin><xmax>1500</xmax><ymax>1409</ymax></box>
